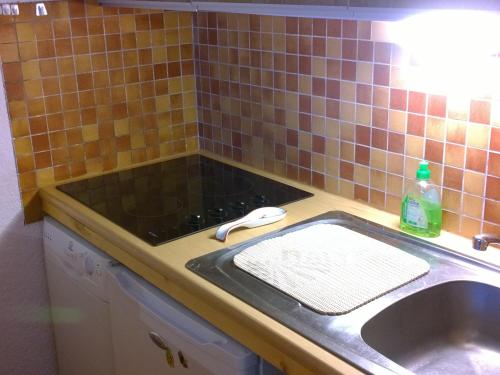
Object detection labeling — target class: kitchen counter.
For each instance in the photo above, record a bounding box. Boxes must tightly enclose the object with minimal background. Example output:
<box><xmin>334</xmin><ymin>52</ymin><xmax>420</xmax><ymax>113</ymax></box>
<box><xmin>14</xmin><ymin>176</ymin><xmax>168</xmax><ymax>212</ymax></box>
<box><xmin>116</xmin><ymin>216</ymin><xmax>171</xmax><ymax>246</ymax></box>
<box><xmin>40</xmin><ymin>151</ymin><xmax>499</xmax><ymax>375</ymax></box>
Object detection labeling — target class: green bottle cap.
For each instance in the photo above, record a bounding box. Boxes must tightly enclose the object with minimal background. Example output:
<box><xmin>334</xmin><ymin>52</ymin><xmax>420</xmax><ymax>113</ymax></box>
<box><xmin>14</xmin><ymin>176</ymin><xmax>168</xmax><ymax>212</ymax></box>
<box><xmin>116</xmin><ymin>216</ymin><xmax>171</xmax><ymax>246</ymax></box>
<box><xmin>416</xmin><ymin>160</ymin><xmax>431</xmax><ymax>180</ymax></box>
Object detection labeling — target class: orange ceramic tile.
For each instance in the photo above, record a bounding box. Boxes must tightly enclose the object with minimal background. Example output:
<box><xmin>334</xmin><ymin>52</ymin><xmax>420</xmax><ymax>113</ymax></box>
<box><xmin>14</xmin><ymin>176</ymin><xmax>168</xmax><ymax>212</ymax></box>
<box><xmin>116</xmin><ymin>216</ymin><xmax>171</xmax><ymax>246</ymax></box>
<box><xmin>424</xmin><ymin>139</ymin><xmax>444</xmax><ymax>164</ymax></box>
<box><xmin>443</xmin><ymin>166</ymin><xmax>463</xmax><ymax>190</ymax></box>
<box><xmin>444</xmin><ymin>143</ymin><xmax>464</xmax><ymax>168</ymax></box>
<box><xmin>446</xmin><ymin>120</ymin><xmax>467</xmax><ymax>145</ymax></box>
<box><xmin>0</xmin><ymin>43</ymin><xmax>20</xmax><ymax>63</ymax></box>
<box><xmin>426</xmin><ymin>117</ymin><xmax>445</xmax><ymax>141</ymax></box>
<box><xmin>19</xmin><ymin>42</ymin><xmax>38</xmax><ymax>61</ymax></box>
<box><xmin>427</xmin><ymin>94</ymin><xmax>446</xmax><ymax>118</ymax></box>
<box><xmin>463</xmin><ymin>194</ymin><xmax>484</xmax><ymax>219</ymax></box>
<box><xmin>467</xmin><ymin>124</ymin><xmax>490</xmax><ymax>149</ymax></box>
<box><xmin>389</xmin><ymin>88</ymin><xmax>407</xmax><ymax>111</ymax></box>
<box><xmin>408</xmin><ymin>91</ymin><xmax>426</xmax><ymax>114</ymax></box>
<box><xmin>463</xmin><ymin>171</ymin><xmax>485</xmax><ymax>196</ymax></box>
<box><xmin>488</xmin><ymin>152</ymin><xmax>500</xmax><ymax>178</ymax></box>
<box><xmin>373</xmin><ymin>64</ymin><xmax>389</xmax><ymax>86</ymax></box>
<box><xmin>442</xmin><ymin>188</ymin><xmax>461</xmax><ymax>212</ymax></box>
<box><xmin>484</xmin><ymin>199</ymin><xmax>500</xmax><ymax>225</ymax></box>
<box><xmin>470</xmin><ymin>99</ymin><xmax>491</xmax><ymax>125</ymax></box>
<box><xmin>491</xmin><ymin>127</ymin><xmax>500</xmax><ymax>152</ymax></box>
<box><xmin>460</xmin><ymin>217</ymin><xmax>481</xmax><ymax>238</ymax></box>
<box><xmin>442</xmin><ymin>211</ymin><xmax>460</xmax><ymax>233</ymax></box>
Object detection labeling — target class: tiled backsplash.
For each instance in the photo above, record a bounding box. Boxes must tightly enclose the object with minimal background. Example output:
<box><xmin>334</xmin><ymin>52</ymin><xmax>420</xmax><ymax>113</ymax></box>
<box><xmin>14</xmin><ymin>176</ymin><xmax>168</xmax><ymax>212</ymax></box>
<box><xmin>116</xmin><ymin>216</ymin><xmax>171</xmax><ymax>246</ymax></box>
<box><xmin>195</xmin><ymin>12</ymin><xmax>500</xmax><ymax>237</ymax></box>
<box><xmin>2</xmin><ymin>4</ymin><xmax>500</xmax><ymax>237</ymax></box>
<box><xmin>0</xmin><ymin>1</ymin><xmax>198</xmax><ymax>221</ymax></box>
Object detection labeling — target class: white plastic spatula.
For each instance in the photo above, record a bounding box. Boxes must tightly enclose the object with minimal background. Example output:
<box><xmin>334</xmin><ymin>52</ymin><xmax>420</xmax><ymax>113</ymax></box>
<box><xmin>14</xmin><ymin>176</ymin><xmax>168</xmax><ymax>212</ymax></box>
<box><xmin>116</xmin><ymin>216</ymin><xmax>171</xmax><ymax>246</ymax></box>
<box><xmin>215</xmin><ymin>207</ymin><xmax>287</xmax><ymax>242</ymax></box>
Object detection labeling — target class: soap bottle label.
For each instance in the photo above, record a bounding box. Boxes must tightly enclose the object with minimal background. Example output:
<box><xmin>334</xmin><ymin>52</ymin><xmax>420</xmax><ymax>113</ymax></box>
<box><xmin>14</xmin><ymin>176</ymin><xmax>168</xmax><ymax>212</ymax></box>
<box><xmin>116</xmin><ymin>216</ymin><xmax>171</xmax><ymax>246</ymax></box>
<box><xmin>405</xmin><ymin>198</ymin><xmax>428</xmax><ymax>229</ymax></box>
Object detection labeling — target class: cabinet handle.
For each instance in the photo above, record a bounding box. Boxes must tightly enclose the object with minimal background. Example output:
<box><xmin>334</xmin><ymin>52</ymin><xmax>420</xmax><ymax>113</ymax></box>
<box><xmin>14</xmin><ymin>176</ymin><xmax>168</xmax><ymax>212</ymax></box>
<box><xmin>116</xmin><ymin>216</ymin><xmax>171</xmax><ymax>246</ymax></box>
<box><xmin>149</xmin><ymin>331</ymin><xmax>175</xmax><ymax>368</ymax></box>
<box><xmin>178</xmin><ymin>351</ymin><xmax>188</xmax><ymax>368</ymax></box>
<box><xmin>149</xmin><ymin>331</ymin><xmax>168</xmax><ymax>350</ymax></box>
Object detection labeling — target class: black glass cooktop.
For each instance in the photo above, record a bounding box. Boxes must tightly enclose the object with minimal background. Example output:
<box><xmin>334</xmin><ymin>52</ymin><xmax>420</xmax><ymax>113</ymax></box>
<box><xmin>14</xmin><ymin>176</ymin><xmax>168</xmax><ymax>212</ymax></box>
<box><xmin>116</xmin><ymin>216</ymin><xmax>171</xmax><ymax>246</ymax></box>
<box><xmin>57</xmin><ymin>155</ymin><xmax>313</xmax><ymax>246</ymax></box>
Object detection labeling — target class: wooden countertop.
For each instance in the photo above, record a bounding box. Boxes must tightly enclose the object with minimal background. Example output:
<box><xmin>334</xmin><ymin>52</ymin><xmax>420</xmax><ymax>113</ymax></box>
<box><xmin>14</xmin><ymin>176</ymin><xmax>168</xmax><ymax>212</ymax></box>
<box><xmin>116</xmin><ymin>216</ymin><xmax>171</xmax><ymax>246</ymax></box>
<box><xmin>40</xmin><ymin>151</ymin><xmax>500</xmax><ymax>375</ymax></box>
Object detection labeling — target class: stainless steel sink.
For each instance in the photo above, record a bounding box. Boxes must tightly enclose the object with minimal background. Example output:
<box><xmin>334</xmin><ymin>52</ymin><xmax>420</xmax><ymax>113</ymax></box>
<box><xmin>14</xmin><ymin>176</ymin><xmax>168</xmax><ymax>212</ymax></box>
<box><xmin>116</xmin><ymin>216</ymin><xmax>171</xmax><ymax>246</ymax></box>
<box><xmin>186</xmin><ymin>211</ymin><xmax>500</xmax><ymax>374</ymax></box>
<box><xmin>362</xmin><ymin>281</ymin><xmax>500</xmax><ymax>374</ymax></box>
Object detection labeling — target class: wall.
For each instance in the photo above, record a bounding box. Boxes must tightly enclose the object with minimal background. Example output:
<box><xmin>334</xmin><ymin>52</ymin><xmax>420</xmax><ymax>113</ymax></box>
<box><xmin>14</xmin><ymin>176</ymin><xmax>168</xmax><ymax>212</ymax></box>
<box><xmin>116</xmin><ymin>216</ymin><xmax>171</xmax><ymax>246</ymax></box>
<box><xmin>0</xmin><ymin>56</ymin><xmax>56</xmax><ymax>374</ymax></box>
<box><xmin>1</xmin><ymin>0</ymin><xmax>198</xmax><ymax>221</ymax></box>
<box><xmin>195</xmin><ymin>13</ymin><xmax>500</xmax><ymax>238</ymax></box>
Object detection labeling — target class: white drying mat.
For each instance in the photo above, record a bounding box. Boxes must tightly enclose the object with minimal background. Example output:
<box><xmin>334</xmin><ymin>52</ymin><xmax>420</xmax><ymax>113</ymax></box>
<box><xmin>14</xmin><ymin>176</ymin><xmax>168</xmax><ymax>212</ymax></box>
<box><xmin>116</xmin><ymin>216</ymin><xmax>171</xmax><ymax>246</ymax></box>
<box><xmin>234</xmin><ymin>224</ymin><xmax>430</xmax><ymax>315</ymax></box>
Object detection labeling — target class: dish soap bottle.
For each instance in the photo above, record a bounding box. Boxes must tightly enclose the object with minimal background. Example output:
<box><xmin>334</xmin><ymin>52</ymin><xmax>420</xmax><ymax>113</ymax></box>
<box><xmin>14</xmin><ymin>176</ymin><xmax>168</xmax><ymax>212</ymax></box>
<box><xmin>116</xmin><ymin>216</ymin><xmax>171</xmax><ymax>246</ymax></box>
<box><xmin>400</xmin><ymin>161</ymin><xmax>442</xmax><ymax>237</ymax></box>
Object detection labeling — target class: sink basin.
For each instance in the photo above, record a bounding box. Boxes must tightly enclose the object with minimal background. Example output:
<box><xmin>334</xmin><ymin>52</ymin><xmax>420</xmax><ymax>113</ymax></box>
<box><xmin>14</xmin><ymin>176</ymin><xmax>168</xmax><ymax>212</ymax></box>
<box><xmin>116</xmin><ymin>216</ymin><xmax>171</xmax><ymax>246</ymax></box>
<box><xmin>187</xmin><ymin>211</ymin><xmax>500</xmax><ymax>374</ymax></box>
<box><xmin>362</xmin><ymin>281</ymin><xmax>500</xmax><ymax>374</ymax></box>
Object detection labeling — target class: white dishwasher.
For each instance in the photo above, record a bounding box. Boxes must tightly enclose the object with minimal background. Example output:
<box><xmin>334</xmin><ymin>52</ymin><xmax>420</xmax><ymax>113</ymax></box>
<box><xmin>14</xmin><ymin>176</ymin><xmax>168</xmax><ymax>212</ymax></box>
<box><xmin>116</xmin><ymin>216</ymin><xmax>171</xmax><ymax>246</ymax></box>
<box><xmin>108</xmin><ymin>265</ymin><xmax>279</xmax><ymax>375</ymax></box>
<box><xmin>43</xmin><ymin>217</ymin><xmax>115</xmax><ymax>375</ymax></box>
<box><xmin>44</xmin><ymin>216</ymin><xmax>281</xmax><ymax>375</ymax></box>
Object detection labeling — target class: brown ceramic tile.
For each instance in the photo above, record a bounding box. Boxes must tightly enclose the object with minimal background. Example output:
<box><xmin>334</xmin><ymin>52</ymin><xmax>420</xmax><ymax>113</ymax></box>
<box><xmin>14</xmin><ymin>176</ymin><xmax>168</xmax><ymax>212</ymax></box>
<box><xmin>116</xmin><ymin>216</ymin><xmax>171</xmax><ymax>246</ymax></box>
<box><xmin>69</xmin><ymin>1</ymin><xmax>86</xmax><ymax>17</ymax></box>
<box><xmin>446</xmin><ymin>120</ymin><xmax>467</xmax><ymax>145</ymax></box>
<box><xmin>373</xmin><ymin>64</ymin><xmax>390</xmax><ymax>86</ymax></box>
<box><xmin>55</xmin><ymin>38</ymin><xmax>73</xmax><ymax>56</ymax></box>
<box><xmin>388</xmin><ymin>132</ymin><xmax>404</xmax><ymax>154</ymax></box>
<box><xmin>29</xmin><ymin>116</ymin><xmax>47</xmax><ymax>134</ymax></box>
<box><xmin>355</xmin><ymin>145</ymin><xmax>370</xmax><ymax>165</ymax></box>
<box><xmin>444</xmin><ymin>143</ymin><xmax>464</xmax><ymax>168</ymax></box>
<box><xmin>0</xmin><ymin>43</ymin><xmax>20</xmax><ymax>63</ymax></box>
<box><xmin>342</xmin><ymin>20</ymin><xmax>357</xmax><ymax>38</ymax></box>
<box><xmin>470</xmin><ymin>99</ymin><xmax>491</xmax><ymax>125</ymax></box>
<box><xmin>372</xmin><ymin>86</ymin><xmax>388</xmax><ymax>108</ymax></box>
<box><xmin>326</xmin><ymin>19</ymin><xmax>341</xmax><ymax>37</ymax></box>
<box><xmin>0</xmin><ymin>24</ymin><xmax>17</xmax><ymax>44</ymax></box>
<box><xmin>486</xmin><ymin>176</ymin><xmax>500</xmax><ymax>201</ymax></box>
<box><xmin>3</xmin><ymin>62</ymin><xmax>23</xmax><ymax>83</ymax></box>
<box><xmin>355</xmin><ymin>125</ymin><xmax>370</xmax><ymax>146</ymax></box>
<box><xmin>34</xmin><ymin>151</ymin><xmax>52</xmax><ymax>169</ymax></box>
<box><xmin>5</xmin><ymin>82</ymin><xmax>23</xmax><ymax>101</ymax></box>
<box><xmin>484</xmin><ymin>199</ymin><xmax>500</xmax><ymax>225</ymax></box>
<box><xmin>53</xmin><ymin>19</ymin><xmax>71</xmax><ymax>38</ymax></box>
<box><xmin>389</xmin><ymin>88</ymin><xmax>407</xmax><ymax>111</ymax></box>
<box><xmin>371</xmin><ymin>128</ymin><xmax>387</xmax><ymax>150</ymax></box>
<box><xmin>488</xmin><ymin>152</ymin><xmax>500</xmax><ymax>178</ymax></box>
<box><xmin>408</xmin><ymin>91</ymin><xmax>426</xmax><ymax>114</ymax></box>
<box><xmin>482</xmin><ymin>222</ymin><xmax>500</xmax><ymax>235</ymax></box>
<box><xmin>298</xmin><ymin>18</ymin><xmax>312</xmax><ymax>35</ymax></box>
<box><xmin>313</xmin><ymin>19</ymin><xmax>326</xmax><ymax>37</ymax></box>
<box><xmin>372</xmin><ymin>108</ymin><xmax>388</xmax><ymax>129</ymax></box>
<box><xmin>341</xmin><ymin>61</ymin><xmax>356</xmax><ymax>81</ymax></box>
<box><xmin>340</xmin><ymin>161</ymin><xmax>354</xmax><ymax>180</ymax></box>
<box><xmin>285</xmin><ymin>17</ymin><xmax>298</xmax><ymax>35</ymax></box>
<box><xmin>71</xmin><ymin>19</ymin><xmax>88</xmax><ymax>37</ymax></box>
<box><xmin>427</xmin><ymin>95</ymin><xmax>446</xmax><ymax>118</ymax></box>
<box><xmin>425</xmin><ymin>140</ymin><xmax>444</xmax><ymax>163</ymax></box>
<box><xmin>406</xmin><ymin>113</ymin><xmax>425</xmax><ymax>137</ymax></box>
<box><xmin>491</xmin><ymin>128</ymin><xmax>500</xmax><ymax>152</ymax></box>
<box><xmin>443</xmin><ymin>166</ymin><xmax>463</xmax><ymax>190</ymax></box>
<box><xmin>342</xmin><ymin>39</ymin><xmax>356</xmax><ymax>60</ymax></box>
<box><xmin>354</xmin><ymin>184</ymin><xmax>369</xmax><ymax>202</ymax></box>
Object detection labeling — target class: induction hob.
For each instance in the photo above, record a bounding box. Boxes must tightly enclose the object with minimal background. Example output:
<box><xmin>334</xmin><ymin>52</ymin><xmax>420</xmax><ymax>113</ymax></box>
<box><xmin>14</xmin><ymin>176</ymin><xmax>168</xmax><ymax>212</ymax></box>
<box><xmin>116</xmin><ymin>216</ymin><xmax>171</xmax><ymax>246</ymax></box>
<box><xmin>57</xmin><ymin>155</ymin><xmax>313</xmax><ymax>246</ymax></box>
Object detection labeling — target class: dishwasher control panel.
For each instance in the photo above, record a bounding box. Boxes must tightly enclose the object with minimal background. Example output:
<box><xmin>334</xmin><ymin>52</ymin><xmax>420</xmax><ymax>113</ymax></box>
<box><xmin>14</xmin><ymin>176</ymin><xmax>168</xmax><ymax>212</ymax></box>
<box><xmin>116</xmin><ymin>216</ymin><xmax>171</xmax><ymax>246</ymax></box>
<box><xmin>43</xmin><ymin>217</ymin><xmax>111</xmax><ymax>295</ymax></box>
